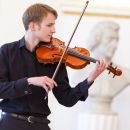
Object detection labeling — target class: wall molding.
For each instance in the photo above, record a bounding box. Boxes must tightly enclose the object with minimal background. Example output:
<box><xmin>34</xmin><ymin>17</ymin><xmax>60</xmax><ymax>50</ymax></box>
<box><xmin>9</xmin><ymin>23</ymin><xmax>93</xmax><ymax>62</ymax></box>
<box><xmin>61</xmin><ymin>2</ymin><xmax>130</xmax><ymax>19</ymax></box>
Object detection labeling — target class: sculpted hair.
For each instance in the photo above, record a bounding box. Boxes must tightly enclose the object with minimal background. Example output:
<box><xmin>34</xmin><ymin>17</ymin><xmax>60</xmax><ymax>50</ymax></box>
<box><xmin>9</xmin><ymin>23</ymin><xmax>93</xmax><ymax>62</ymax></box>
<box><xmin>22</xmin><ymin>3</ymin><xmax>58</xmax><ymax>30</ymax></box>
<box><xmin>87</xmin><ymin>21</ymin><xmax>119</xmax><ymax>51</ymax></box>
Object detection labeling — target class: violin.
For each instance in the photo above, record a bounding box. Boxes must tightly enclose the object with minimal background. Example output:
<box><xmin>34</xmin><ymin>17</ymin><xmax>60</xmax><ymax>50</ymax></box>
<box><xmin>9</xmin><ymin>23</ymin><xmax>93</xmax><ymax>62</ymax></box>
<box><xmin>36</xmin><ymin>38</ymin><xmax>122</xmax><ymax>77</ymax></box>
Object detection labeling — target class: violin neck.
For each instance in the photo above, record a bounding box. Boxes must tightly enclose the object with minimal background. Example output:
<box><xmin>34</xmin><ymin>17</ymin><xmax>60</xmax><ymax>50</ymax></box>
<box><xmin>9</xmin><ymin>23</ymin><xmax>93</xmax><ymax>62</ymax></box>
<box><xmin>67</xmin><ymin>49</ymin><xmax>97</xmax><ymax>63</ymax></box>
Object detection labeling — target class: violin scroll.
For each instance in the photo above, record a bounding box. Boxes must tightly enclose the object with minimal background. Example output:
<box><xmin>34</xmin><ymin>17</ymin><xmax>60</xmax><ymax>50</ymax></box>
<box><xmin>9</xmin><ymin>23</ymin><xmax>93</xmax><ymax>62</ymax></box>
<box><xmin>107</xmin><ymin>63</ymin><xmax>122</xmax><ymax>78</ymax></box>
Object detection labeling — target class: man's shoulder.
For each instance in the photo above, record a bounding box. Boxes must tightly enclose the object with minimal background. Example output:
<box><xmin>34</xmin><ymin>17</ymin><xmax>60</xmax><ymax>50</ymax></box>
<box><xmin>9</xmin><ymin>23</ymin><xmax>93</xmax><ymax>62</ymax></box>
<box><xmin>0</xmin><ymin>40</ymin><xmax>21</xmax><ymax>57</ymax></box>
<box><xmin>2</xmin><ymin>40</ymin><xmax>19</xmax><ymax>47</ymax></box>
<box><xmin>1</xmin><ymin>40</ymin><xmax>19</xmax><ymax>51</ymax></box>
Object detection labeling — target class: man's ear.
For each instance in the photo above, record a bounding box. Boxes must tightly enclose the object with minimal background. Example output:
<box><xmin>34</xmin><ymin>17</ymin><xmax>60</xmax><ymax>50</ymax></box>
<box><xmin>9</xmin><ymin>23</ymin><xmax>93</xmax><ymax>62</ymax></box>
<box><xmin>28</xmin><ymin>22</ymin><xmax>36</xmax><ymax>31</ymax></box>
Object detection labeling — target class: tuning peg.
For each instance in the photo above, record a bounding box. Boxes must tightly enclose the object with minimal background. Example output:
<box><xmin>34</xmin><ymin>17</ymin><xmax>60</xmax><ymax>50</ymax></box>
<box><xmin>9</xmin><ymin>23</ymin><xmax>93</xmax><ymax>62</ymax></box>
<box><xmin>113</xmin><ymin>74</ymin><xmax>115</xmax><ymax>78</ymax></box>
<box><xmin>110</xmin><ymin>62</ymin><xmax>113</xmax><ymax>66</ymax></box>
<box><xmin>112</xmin><ymin>66</ymin><xmax>117</xmax><ymax>78</ymax></box>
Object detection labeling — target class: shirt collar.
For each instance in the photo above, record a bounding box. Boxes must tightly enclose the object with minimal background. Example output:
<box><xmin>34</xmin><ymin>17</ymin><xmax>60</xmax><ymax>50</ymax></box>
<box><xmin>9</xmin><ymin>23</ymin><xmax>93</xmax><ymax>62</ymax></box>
<box><xmin>18</xmin><ymin>36</ymin><xmax>26</xmax><ymax>48</ymax></box>
<box><xmin>18</xmin><ymin>36</ymin><xmax>46</xmax><ymax>49</ymax></box>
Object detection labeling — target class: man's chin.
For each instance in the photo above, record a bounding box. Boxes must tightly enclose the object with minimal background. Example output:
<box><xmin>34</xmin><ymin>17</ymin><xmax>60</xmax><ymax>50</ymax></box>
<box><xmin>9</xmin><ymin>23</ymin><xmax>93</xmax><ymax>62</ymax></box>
<box><xmin>42</xmin><ymin>38</ymin><xmax>51</xmax><ymax>43</ymax></box>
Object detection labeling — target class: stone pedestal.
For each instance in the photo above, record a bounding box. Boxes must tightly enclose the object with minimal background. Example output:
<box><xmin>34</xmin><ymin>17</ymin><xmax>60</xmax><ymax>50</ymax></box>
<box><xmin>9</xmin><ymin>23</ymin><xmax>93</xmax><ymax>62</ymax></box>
<box><xmin>77</xmin><ymin>96</ymin><xmax>119</xmax><ymax>130</ymax></box>
<box><xmin>77</xmin><ymin>112</ymin><xmax>118</xmax><ymax>130</ymax></box>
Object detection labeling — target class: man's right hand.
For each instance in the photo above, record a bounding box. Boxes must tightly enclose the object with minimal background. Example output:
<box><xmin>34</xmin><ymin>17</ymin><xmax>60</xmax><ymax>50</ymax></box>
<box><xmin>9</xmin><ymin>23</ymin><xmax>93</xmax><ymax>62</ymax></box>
<box><xmin>27</xmin><ymin>76</ymin><xmax>57</xmax><ymax>94</ymax></box>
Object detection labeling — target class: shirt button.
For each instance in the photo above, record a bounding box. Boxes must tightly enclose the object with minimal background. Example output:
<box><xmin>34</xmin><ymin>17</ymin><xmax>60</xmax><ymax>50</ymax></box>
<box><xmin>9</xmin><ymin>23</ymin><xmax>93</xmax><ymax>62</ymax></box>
<box><xmin>24</xmin><ymin>91</ymin><xmax>28</xmax><ymax>94</ymax></box>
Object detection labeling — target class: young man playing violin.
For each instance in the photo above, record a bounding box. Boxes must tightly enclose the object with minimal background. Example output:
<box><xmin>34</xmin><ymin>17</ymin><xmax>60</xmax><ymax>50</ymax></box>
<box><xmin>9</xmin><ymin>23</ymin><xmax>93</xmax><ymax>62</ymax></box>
<box><xmin>0</xmin><ymin>3</ymin><xmax>106</xmax><ymax>130</ymax></box>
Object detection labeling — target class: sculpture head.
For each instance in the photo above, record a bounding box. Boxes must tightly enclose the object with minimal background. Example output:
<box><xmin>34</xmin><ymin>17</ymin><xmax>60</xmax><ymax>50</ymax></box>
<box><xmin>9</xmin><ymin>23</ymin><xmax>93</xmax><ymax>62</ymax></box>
<box><xmin>87</xmin><ymin>21</ymin><xmax>120</xmax><ymax>62</ymax></box>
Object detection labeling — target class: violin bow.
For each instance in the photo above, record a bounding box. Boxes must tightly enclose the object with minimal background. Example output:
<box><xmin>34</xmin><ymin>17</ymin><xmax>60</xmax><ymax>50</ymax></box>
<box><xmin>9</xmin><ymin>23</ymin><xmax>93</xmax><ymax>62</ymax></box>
<box><xmin>52</xmin><ymin>1</ymin><xmax>89</xmax><ymax>80</ymax></box>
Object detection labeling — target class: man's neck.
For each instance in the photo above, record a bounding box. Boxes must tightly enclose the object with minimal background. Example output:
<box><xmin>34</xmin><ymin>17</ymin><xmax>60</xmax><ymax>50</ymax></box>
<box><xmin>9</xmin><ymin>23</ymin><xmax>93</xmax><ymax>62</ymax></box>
<box><xmin>24</xmin><ymin>33</ymin><xmax>39</xmax><ymax>52</ymax></box>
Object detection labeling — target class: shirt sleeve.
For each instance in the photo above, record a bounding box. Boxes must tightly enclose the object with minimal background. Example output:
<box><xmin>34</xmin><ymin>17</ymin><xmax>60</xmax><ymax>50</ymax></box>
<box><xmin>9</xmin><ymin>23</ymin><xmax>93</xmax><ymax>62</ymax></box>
<box><xmin>52</xmin><ymin>63</ymin><xmax>93</xmax><ymax>107</ymax></box>
<box><xmin>0</xmin><ymin>45</ymin><xmax>32</xmax><ymax>99</ymax></box>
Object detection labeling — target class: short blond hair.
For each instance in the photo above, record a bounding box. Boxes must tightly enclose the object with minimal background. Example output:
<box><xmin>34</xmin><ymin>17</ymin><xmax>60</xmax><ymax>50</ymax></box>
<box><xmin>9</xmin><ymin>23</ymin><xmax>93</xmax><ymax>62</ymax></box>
<box><xmin>22</xmin><ymin>3</ymin><xmax>58</xmax><ymax>30</ymax></box>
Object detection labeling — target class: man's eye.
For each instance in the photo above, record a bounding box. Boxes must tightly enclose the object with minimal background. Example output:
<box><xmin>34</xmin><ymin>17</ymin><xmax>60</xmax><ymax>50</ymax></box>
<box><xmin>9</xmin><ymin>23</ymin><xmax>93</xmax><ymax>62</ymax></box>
<box><xmin>47</xmin><ymin>24</ymin><xmax>52</xmax><ymax>27</ymax></box>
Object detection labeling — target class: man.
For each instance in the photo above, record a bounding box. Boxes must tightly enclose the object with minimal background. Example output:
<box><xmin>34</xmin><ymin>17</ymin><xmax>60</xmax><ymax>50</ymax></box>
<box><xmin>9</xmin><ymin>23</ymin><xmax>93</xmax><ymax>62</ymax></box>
<box><xmin>0</xmin><ymin>3</ymin><xmax>106</xmax><ymax>130</ymax></box>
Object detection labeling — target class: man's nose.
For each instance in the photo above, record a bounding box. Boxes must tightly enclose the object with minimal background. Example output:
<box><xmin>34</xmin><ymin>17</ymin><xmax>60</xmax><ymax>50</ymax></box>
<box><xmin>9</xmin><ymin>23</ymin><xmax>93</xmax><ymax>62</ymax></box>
<box><xmin>51</xmin><ymin>26</ymin><xmax>55</xmax><ymax>33</ymax></box>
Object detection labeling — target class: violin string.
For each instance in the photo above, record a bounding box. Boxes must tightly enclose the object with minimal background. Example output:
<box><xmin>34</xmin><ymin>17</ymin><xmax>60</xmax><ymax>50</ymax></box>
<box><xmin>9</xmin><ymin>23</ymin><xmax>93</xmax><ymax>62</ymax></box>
<box><xmin>52</xmin><ymin>42</ymin><xmax>97</xmax><ymax>63</ymax></box>
<box><xmin>67</xmin><ymin>49</ymin><xmax>97</xmax><ymax>63</ymax></box>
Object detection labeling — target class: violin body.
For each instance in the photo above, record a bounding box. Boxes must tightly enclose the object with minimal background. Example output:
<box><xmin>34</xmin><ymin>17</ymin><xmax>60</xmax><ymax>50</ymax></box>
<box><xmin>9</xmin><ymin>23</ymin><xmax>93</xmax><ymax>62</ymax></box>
<box><xmin>36</xmin><ymin>38</ymin><xmax>90</xmax><ymax>69</ymax></box>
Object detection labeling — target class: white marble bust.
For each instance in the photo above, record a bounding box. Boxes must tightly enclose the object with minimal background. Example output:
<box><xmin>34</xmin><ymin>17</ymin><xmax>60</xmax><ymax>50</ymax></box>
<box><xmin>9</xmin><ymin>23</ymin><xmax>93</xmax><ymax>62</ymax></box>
<box><xmin>85</xmin><ymin>21</ymin><xmax>130</xmax><ymax>113</ymax></box>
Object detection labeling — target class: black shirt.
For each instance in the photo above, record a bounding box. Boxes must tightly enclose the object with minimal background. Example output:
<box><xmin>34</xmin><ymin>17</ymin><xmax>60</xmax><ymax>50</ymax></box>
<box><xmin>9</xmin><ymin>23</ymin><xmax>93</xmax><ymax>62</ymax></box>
<box><xmin>0</xmin><ymin>37</ymin><xmax>90</xmax><ymax>116</ymax></box>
